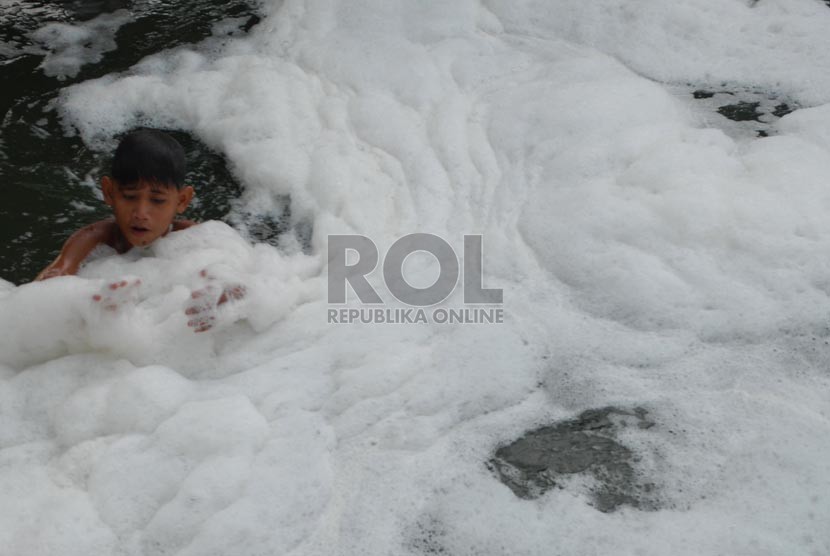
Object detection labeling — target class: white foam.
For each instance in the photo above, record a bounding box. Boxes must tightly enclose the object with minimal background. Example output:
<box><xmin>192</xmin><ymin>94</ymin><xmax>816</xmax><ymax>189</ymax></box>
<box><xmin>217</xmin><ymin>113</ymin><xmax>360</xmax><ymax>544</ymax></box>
<box><xmin>31</xmin><ymin>10</ymin><xmax>132</xmax><ymax>80</ymax></box>
<box><xmin>3</xmin><ymin>0</ymin><xmax>830</xmax><ymax>554</ymax></box>
<box><xmin>484</xmin><ymin>0</ymin><xmax>830</xmax><ymax>105</ymax></box>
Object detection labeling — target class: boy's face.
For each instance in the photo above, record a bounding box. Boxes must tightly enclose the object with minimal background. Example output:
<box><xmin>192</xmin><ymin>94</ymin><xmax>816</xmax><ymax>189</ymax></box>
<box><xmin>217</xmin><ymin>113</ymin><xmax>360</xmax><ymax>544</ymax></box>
<box><xmin>102</xmin><ymin>177</ymin><xmax>194</xmax><ymax>247</ymax></box>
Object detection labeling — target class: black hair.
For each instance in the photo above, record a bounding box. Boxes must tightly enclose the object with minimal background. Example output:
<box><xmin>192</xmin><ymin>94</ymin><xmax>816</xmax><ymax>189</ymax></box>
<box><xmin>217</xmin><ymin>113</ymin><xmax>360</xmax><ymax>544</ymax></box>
<box><xmin>111</xmin><ymin>129</ymin><xmax>187</xmax><ymax>189</ymax></box>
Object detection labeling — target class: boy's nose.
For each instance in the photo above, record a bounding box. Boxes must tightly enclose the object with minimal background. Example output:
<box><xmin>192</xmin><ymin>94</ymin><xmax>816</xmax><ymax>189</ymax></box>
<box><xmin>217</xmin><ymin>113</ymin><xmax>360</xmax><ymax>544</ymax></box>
<box><xmin>133</xmin><ymin>200</ymin><xmax>151</xmax><ymax>219</ymax></box>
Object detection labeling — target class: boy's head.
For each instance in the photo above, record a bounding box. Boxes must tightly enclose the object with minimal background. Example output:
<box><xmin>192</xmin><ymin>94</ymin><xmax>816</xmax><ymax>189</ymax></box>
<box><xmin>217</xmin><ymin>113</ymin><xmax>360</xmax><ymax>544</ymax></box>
<box><xmin>112</xmin><ymin>128</ymin><xmax>187</xmax><ymax>188</ymax></box>
<box><xmin>101</xmin><ymin>129</ymin><xmax>194</xmax><ymax>248</ymax></box>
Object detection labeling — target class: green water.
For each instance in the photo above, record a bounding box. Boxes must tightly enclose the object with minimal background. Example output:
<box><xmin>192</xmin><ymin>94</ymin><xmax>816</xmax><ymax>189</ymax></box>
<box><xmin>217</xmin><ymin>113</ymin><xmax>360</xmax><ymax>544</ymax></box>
<box><xmin>0</xmin><ymin>0</ymin><xmax>260</xmax><ymax>284</ymax></box>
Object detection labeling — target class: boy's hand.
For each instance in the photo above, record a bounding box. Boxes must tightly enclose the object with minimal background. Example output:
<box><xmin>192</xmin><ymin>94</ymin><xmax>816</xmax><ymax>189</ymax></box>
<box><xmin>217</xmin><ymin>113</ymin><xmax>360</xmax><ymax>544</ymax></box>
<box><xmin>36</xmin><ymin>265</ymin><xmax>68</xmax><ymax>281</ymax></box>
<box><xmin>92</xmin><ymin>278</ymin><xmax>142</xmax><ymax>311</ymax></box>
<box><xmin>185</xmin><ymin>270</ymin><xmax>247</xmax><ymax>333</ymax></box>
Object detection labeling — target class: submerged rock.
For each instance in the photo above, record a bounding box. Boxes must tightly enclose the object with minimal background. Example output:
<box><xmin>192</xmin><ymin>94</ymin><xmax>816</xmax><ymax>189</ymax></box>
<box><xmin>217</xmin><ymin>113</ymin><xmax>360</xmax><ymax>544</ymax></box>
<box><xmin>489</xmin><ymin>407</ymin><xmax>659</xmax><ymax>513</ymax></box>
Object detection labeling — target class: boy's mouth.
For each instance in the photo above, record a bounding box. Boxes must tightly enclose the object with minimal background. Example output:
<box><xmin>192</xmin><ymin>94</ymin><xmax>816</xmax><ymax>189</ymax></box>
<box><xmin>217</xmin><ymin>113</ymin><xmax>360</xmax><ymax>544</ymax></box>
<box><xmin>130</xmin><ymin>225</ymin><xmax>150</xmax><ymax>234</ymax></box>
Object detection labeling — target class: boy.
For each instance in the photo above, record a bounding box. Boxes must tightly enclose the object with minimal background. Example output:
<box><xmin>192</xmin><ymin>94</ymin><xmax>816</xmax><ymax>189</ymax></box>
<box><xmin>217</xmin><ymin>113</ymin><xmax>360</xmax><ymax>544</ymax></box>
<box><xmin>36</xmin><ymin>129</ymin><xmax>196</xmax><ymax>280</ymax></box>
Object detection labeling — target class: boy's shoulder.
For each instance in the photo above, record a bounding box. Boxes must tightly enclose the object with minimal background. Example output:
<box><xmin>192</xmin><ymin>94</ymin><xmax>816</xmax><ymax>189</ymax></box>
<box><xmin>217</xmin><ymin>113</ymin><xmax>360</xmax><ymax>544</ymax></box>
<box><xmin>35</xmin><ymin>219</ymin><xmax>115</xmax><ymax>280</ymax></box>
<box><xmin>172</xmin><ymin>219</ymin><xmax>198</xmax><ymax>231</ymax></box>
<box><xmin>79</xmin><ymin>218</ymin><xmax>117</xmax><ymax>238</ymax></box>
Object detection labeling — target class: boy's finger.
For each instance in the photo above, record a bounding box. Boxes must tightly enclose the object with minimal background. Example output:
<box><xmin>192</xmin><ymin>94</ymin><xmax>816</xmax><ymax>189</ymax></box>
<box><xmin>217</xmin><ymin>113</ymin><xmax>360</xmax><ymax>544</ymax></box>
<box><xmin>107</xmin><ymin>279</ymin><xmax>139</xmax><ymax>290</ymax></box>
<box><xmin>217</xmin><ymin>285</ymin><xmax>246</xmax><ymax>305</ymax></box>
<box><xmin>190</xmin><ymin>287</ymin><xmax>215</xmax><ymax>299</ymax></box>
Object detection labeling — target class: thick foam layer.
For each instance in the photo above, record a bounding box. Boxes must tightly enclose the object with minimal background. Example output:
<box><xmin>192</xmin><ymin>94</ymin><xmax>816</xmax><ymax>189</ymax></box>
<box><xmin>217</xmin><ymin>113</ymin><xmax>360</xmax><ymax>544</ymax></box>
<box><xmin>2</xmin><ymin>0</ymin><xmax>830</xmax><ymax>554</ymax></box>
<box><xmin>485</xmin><ymin>0</ymin><xmax>830</xmax><ymax>106</ymax></box>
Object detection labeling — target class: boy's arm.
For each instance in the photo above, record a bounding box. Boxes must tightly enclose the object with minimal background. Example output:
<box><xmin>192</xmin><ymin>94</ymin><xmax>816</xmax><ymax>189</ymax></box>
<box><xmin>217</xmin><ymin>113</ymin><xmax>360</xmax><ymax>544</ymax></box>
<box><xmin>35</xmin><ymin>220</ymin><xmax>114</xmax><ymax>281</ymax></box>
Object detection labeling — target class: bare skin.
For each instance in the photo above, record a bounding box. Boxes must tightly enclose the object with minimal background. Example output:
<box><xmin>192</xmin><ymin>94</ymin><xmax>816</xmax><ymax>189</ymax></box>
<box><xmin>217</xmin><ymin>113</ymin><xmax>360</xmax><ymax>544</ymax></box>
<box><xmin>35</xmin><ymin>176</ymin><xmax>195</xmax><ymax>281</ymax></box>
<box><xmin>35</xmin><ymin>177</ymin><xmax>245</xmax><ymax>332</ymax></box>
<box><xmin>35</xmin><ymin>217</ymin><xmax>197</xmax><ymax>281</ymax></box>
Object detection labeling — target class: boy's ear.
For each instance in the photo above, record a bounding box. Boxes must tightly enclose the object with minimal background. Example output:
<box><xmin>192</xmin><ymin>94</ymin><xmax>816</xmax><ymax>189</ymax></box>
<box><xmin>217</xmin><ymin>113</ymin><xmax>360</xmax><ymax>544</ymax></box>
<box><xmin>101</xmin><ymin>176</ymin><xmax>115</xmax><ymax>206</ymax></box>
<box><xmin>176</xmin><ymin>185</ymin><xmax>194</xmax><ymax>213</ymax></box>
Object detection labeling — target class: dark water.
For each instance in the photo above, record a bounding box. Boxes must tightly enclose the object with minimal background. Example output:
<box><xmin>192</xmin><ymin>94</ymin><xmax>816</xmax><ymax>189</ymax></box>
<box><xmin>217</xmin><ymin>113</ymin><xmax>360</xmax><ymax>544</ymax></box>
<box><xmin>0</xmin><ymin>0</ymin><xmax>261</xmax><ymax>284</ymax></box>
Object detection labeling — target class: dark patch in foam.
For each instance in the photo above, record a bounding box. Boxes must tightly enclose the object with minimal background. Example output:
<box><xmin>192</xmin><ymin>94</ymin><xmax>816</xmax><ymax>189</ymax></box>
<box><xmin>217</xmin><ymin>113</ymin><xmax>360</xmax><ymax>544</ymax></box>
<box><xmin>241</xmin><ymin>15</ymin><xmax>262</xmax><ymax>34</ymax></box>
<box><xmin>405</xmin><ymin>515</ymin><xmax>449</xmax><ymax>555</ymax></box>
<box><xmin>692</xmin><ymin>89</ymin><xmax>716</xmax><ymax>99</ymax></box>
<box><xmin>682</xmin><ymin>84</ymin><xmax>801</xmax><ymax>139</ymax></box>
<box><xmin>717</xmin><ymin>101</ymin><xmax>762</xmax><ymax>122</ymax></box>
<box><xmin>488</xmin><ymin>407</ymin><xmax>660</xmax><ymax>513</ymax></box>
<box><xmin>772</xmin><ymin>102</ymin><xmax>794</xmax><ymax>118</ymax></box>
<box><xmin>226</xmin><ymin>192</ymin><xmax>313</xmax><ymax>251</ymax></box>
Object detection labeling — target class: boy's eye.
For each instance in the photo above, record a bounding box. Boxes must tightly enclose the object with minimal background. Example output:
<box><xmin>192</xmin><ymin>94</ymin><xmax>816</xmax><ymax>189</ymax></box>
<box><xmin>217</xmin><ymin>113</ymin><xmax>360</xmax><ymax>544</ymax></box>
<box><xmin>151</xmin><ymin>198</ymin><xmax>167</xmax><ymax>204</ymax></box>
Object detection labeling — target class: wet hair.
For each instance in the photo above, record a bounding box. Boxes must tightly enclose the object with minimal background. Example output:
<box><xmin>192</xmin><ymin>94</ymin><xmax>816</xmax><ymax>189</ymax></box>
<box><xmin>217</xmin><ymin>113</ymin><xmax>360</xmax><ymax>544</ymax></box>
<box><xmin>111</xmin><ymin>129</ymin><xmax>186</xmax><ymax>189</ymax></box>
